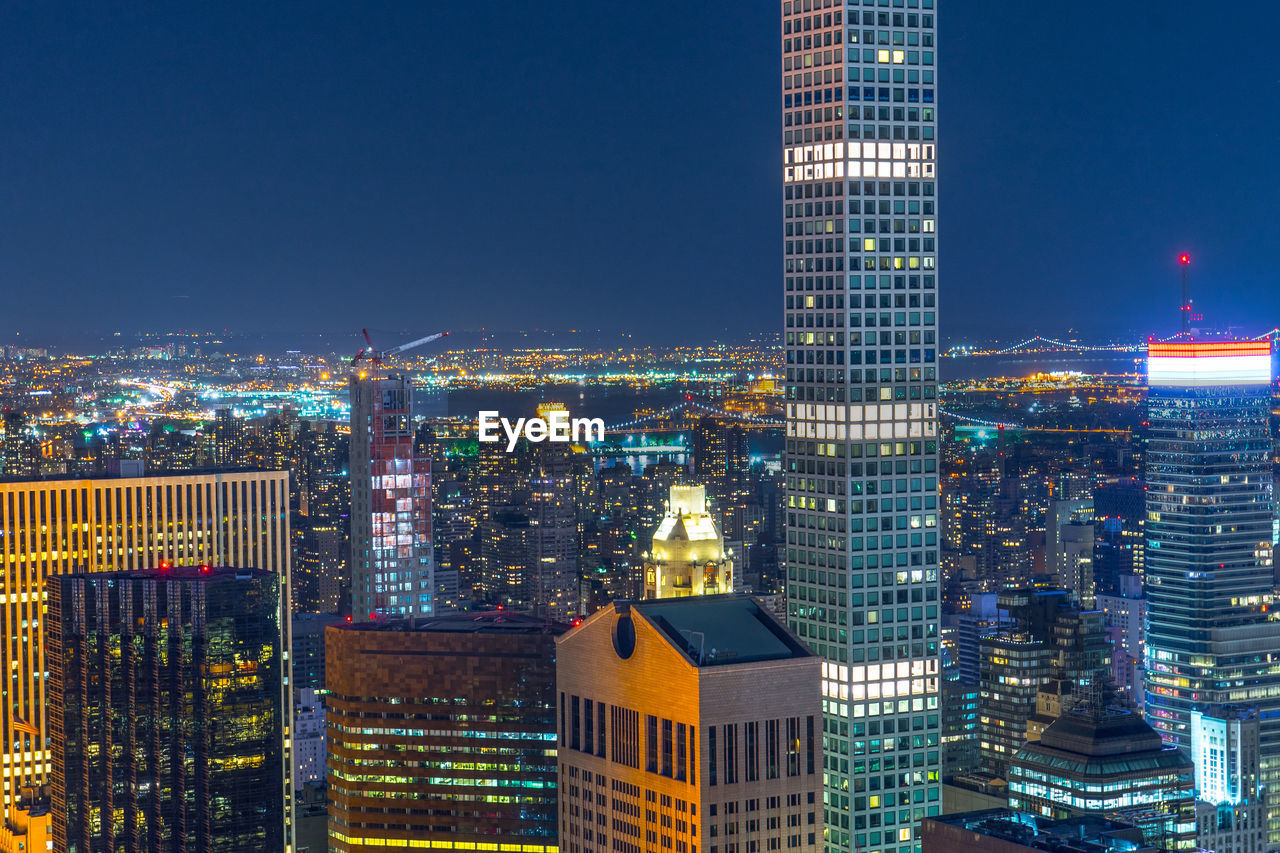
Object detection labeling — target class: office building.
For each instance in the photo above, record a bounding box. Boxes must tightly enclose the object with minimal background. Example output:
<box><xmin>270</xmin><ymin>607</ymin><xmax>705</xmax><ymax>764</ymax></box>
<box><xmin>1191</xmin><ymin>708</ymin><xmax>1266</xmax><ymax>853</ymax></box>
<box><xmin>1141</xmin><ymin>341</ymin><xmax>1280</xmax><ymax>844</ymax></box>
<box><xmin>1046</xmin><ymin>499</ymin><xmax>1094</xmax><ymax>608</ymax></box>
<box><xmin>291</xmin><ymin>611</ymin><xmax>345</xmax><ymax>693</ymax></box>
<box><xmin>0</xmin><ymin>471</ymin><xmax>290</xmax><ymax>811</ymax></box>
<box><xmin>922</xmin><ymin>810</ymin><xmax>1160</xmax><ymax>853</ymax></box>
<box><xmin>48</xmin><ymin>567</ymin><xmax>286</xmax><ymax>853</ymax></box>
<box><xmin>1095</xmin><ymin>574</ymin><xmax>1146</xmax><ymax>710</ymax></box>
<box><xmin>557</xmin><ymin>595</ymin><xmax>821</xmax><ymax>853</ymax></box>
<box><xmin>325</xmin><ymin>612</ymin><xmax>563</xmax><ymax>853</ymax></box>
<box><xmin>294</xmin><ymin>688</ymin><xmax>327</xmax><ymax>787</ymax></box>
<box><xmin>975</xmin><ymin>591</ymin><xmax>1110</xmax><ymax>782</ymax></box>
<box><xmin>781</xmin><ymin>5</ymin><xmax>941</xmax><ymax>849</ymax></box>
<box><xmin>349</xmin><ymin>374</ymin><xmax>434</xmax><ymax>619</ymax></box>
<box><xmin>643</xmin><ymin>484</ymin><xmax>736</xmax><ymax>598</ymax></box>
<box><xmin>1007</xmin><ymin>708</ymin><xmax>1195</xmax><ymax>850</ymax></box>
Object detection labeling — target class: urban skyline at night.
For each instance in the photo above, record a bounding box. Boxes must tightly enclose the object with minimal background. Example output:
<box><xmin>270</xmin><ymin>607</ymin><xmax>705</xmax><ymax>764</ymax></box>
<box><xmin>5</xmin><ymin>3</ymin><xmax>1280</xmax><ymax>853</ymax></box>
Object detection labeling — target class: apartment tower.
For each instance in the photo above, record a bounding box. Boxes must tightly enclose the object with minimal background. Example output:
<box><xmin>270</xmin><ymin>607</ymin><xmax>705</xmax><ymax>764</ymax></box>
<box><xmin>781</xmin><ymin>2</ymin><xmax>940</xmax><ymax>851</ymax></box>
<box><xmin>349</xmin><ymin>374</ymin><xmax>434</xmax><ymax>619</ymax></box>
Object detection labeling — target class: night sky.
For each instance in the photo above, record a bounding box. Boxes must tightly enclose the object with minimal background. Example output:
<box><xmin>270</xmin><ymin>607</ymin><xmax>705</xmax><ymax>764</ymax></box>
<box><xmin>3</xmin><ymin>1</ymin><xmax>1278</xmax><ymax>346</ymax></box>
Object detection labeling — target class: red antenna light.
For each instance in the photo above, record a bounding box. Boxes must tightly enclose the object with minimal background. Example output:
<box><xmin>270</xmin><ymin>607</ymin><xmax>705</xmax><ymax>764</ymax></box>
<box><xmin>158</xmin><ymin>560</ymin><xmax>171</xmax><ymax>571</ymax></box>
<box><xmin>345</xmin><ymin>615</ymin><xmax>353</xmax><ymax>623</ymax></box>
<box><xmin>1179</xmin><ymin>254</ymin><xmax>1190</xmax><ymax>265</ymax></box>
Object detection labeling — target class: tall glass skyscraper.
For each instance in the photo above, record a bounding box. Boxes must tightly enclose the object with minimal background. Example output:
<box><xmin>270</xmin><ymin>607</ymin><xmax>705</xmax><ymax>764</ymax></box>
<box><xmin>1142</xmin><ymin>340</ymin><xmax>1280</xmax><ymax>845</ymax></box>
<box><xmin>780</xmin><ymin>3</ymin><xmax>941</xmax><ymax>852</ymax></box>
<box><xmin>349</xmin><ymin>374</ymin><xmax>434</xmax><ymax>619</ymax></box>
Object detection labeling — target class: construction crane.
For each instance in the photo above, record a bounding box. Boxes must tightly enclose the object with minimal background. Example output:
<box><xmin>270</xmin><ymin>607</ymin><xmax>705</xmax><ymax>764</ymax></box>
<box><xmin>351</xmin><ymin>329</ymin><xmax>449</xmax><ymax>367</ymax></box>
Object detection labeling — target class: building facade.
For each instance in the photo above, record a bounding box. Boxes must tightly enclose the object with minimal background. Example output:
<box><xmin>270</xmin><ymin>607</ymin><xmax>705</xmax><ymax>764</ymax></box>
<box><xmin>48</xmin><ymin>567</ymin><xmax>286</xmax><ymax>853</ymax></box>
<box><xmin>0</xmin><ymin>471</ymin><xmax>290</xmax><ymax>812</ymax></box>
<box><xmin>1191</xmin><ymin>708</ymin><xmax>1266</xmax><ymax>853</ymax></box>
<box><xmin>349</xmin><ymin>374</ymin><xmax>434</xmax><ymax>619</ymax></box>
<box><xmin>780</xmin><ymin>4</ymin><xmax>941</xmax><ymax>851</ymax></box>
<box><xmin>325</xmin><ymin>613</ymin><xmax>563</xmax><ymax>853</ymax></box>
<box><xmin>1141</xmin><ymin>340</ymin><xmax>1280</xmax><ymax>844</ymax></box>
<box><xmin>557</xmin><ymin>596</ymin><xmax>822</xmax><ymax>853</ymax></box>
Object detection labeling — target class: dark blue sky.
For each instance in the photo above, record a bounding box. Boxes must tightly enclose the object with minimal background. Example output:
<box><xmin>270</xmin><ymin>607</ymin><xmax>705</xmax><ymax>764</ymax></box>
<box><xmin>3</xmin><ymin>1</ymin><xmax>1278</xmax><ymax>345</ymax></box>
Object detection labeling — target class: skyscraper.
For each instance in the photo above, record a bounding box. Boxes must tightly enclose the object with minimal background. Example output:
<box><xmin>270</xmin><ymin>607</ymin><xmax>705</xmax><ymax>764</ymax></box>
<box><xmin>1141</xmin><ymin>340</ymin><xmax>1280</xmax><ymax>844</ymax></box>
<box><xmin>557</xmin><ymin>595</ymin><xmax>822</xmax><ymax>853</ymax></box>
<box><xmin>0</xmin><ymin>471</ymin><xmax>291</xmax><ymax>813</ymax></box>
<box><xmin>48</xmin><ymin>567</ymin><xmax>286</xmax><ymax>853</ymax></box>
<box><xmin>780</xmin><ymin>5</ymin><xmax>941</xmax><ymax>852</ymax></box>
<box><xmin>325</xmin><ymin>612</ymin><xmax>563</xmax><ymax>853</ymax></box>
<box><xmin>349</xmin><ymin>374</ymin><xmax>434</xmax><ymax>619</ymax></box>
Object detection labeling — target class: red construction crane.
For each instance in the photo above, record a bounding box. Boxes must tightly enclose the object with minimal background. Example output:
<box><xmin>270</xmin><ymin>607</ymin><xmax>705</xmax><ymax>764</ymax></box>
<box><xmin>351</xmin><ymin>328</ymin><xmax>449</xmax><ymax>367</ymax></box>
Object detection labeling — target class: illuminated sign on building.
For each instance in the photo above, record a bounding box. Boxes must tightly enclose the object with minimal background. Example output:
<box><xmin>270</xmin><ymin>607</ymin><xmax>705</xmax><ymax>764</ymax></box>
<box><xmin>1146</xmin><ymin>341</ymin><xmax>1272</xmax><ymax>387</ymax></box>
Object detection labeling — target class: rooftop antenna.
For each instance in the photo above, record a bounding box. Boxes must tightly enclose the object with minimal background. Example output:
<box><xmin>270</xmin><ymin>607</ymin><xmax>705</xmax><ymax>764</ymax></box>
<box><xmin>1178</xmin><ymin>254</ymin><xmax>1191</xmax><ymax>336</ymax></box>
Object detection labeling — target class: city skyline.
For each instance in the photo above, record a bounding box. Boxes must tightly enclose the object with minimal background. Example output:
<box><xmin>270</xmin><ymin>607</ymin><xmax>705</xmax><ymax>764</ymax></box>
<box><xmin>3</xmin><ymin>3</ymin><xmax>1279</xmax><ymax>342</ymax></box>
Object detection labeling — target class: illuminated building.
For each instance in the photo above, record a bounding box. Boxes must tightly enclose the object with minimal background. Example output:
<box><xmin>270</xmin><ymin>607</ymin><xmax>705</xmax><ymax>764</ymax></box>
<box><xmin>556</xmin><ymin>595</ymin><xmax>821</xmax><ymax>853</ymax></box>
<box><xmin>1141</xmin><ymin>341</ymin><xmax>1280</xmax><ymax>844</ymax></box>
<box><xmin>48</xmin><ymin>567</ymin><xmax>286</xmax><ymax>853</ymax></box>
<box><xmin>526</xmin><ymin>432</ymin><xmax>581</xmax><ymax>620</ymax></box>
<box><xmin>0</xmin><ymin>471</ymin><xmax>290</xmax><ymax>814</ymax></box>
<box><xmin>0</xmin><ymin>411</ymin><xmax>37</xmax><ymax>478</ymax></box>
<box><xmin>1046</xmin><ymin>499</ymin><xmax>1094</xmax><ymax>608</ymax></box>
<box><xmin>325</xmin><ymin>612</ymin><xmax>563</xmax><ymax>853</ymax></box>
<box><xmin>922</xmin><ymin>810</ymin><xmax>1161</xmax><ymax>853</ymax></box>
<box><xmin>780</xmin><ymin>1</ymin><xmax>942</xmax><ymax>836</ymax></box>
<box><xmin>1092</xmin><ymin>478</ymin><xmax>1145</xmax><ymax>594</ymax></box>
<box><xmin>1007</xmin><ymin>709</ymin><xmax>1195</xmax><ymax>850</ymax></box>
<box><xmin>349</xmin><ymin>373</ymin><xmax>434</xmax><ymax>618</ymax></box>
<box><xmin>692</xmin><ymin>416</ymin><xmax>753</xmax><ymax>540</ymax></box>
<box><xmin>1095</xmin><ymin>574</ymin><xmax>1145</xmax><ymax>710</ymax></box>
<box><xmin>975</xmin><ymin>591</ymin><xmax>1110</xmax><ymax>784</ymax></box>
<box><xmin>643</xmin><ymin>485</ymin><xmax>736</xmax><ymax>598</ymax></box>
<box><xmin>1191</xmin><ymin>708</ymin><xmax>1265</xmax><ymax>853</ymax></box>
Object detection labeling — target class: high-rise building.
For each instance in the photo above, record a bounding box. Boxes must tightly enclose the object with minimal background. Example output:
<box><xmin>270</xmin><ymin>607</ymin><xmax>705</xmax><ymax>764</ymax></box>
<box><xmin>780</xmin><ymin>4</ymin><xmax>941</xmax><ymax>849</ymax></box>
<box><xmin>1007</xmin><ymin>709</ymin><xmax>1196</xmax><ymax>850</ymax></box>
<box><xmin>1191</xmin><ymin>707</ymin><xmax>1266</xmax><ymax>853</ymax></box>
<box><xmin>643</xmin><ymin>484</ymin><xmax>736</xmax><ymax>598</ymax></box>
<box><xmin>0</xmin><ymin>471</ymin><xmax>291</xmax><ymax>813</ymax></box>
<box><xmin>48</xmin><ymin>567</ymin><xmax>286</xmax><ymax>853</ymax></box>
<box><xmin>325</xmin><ymin>612</ymin><xmax>563</xmax><ymax>853</ymax></box>
<box><xmin>557</xmin><ymin>595</ymin><xmax>822</xmax><ymax>853</ymax></box>
<box><xmin>1095</xmin><ymin>574</ymin><xmax>1146</xmax><ymax>710</ymax></box>
<box><xmin>975</xmin><ymin>590</ymin><xmax>1110</xmax><ymax>783</ymax></box>
<box><xmin>1141</xmin><ymin>340</ymin><xmax>1280</xmax><ymax>843</ymax></box>
<box><xmin>349</xmin><ymin>374</ymin><xmax>434</xmax><ymax>619</ymax></box>
<box><xmin>1046</xmin><ymin>499</ymin><xmax>1095</xmax><ymax>608</ymax></box>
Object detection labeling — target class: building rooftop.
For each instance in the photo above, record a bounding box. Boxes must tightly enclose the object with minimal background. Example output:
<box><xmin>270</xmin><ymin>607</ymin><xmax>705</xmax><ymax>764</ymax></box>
<box><xmin>65</xmin><ymin>565</ymin><xmax>270</xmax><ymax>582</ymax></box>
<box><xmin>632</xmin><ymin>594</ymin><xmax>812</xmax><ymax>667</ymax></box>
<box><xmin>1012</xmin><ymin>709</ymin><xmax>1193</xmax><ymax>778</ymax></box>
<box><xmin>927</xmin><ymin>809</ymin><xmax>1155</xmax><ymax>853</ymax></box>
<box><xmin>335</xmin><ymin>610</ymin><xmax>571</xmax><ymax>636</ymax></box>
